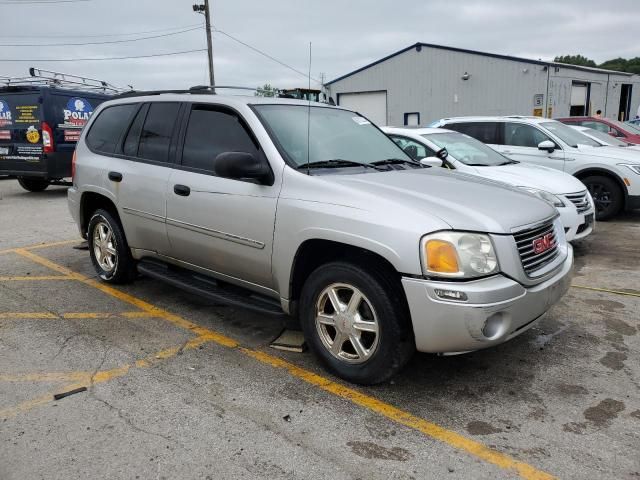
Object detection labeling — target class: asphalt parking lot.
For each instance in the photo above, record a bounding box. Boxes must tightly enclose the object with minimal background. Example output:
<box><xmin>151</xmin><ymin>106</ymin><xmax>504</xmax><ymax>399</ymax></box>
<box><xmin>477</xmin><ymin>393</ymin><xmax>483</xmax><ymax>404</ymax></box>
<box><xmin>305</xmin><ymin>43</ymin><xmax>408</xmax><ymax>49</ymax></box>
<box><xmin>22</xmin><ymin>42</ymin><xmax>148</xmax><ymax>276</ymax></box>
<box><xmin>1</xmin><ymin>178</ymin><xmax>639</xmax><ymax>480</ymax></box>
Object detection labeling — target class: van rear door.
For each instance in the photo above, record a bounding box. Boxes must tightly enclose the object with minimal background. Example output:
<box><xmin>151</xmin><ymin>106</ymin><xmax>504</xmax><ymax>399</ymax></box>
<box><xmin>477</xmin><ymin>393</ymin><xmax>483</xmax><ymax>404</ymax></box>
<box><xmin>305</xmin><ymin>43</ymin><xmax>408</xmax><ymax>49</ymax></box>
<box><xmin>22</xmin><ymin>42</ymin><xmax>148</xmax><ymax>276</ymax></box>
<box><xmin>0</xmin><ymin>92</ymin><xmax>45</xmax><ymax>176</ymax></box>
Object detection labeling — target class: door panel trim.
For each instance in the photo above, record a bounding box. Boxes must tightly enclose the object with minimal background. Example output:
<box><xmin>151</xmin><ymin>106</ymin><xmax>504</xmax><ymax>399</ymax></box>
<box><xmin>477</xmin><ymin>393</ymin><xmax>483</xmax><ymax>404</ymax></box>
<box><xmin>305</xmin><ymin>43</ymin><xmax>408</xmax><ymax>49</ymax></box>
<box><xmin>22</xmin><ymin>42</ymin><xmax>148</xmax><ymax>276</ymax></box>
<box><xmin>122</xmin><ymin>206</ymin><xmax>165</xmax><ymax>223</ymax></box>
<box><xmin>166</xmin><ymin>217</ymin><xmax>265</xmax><ymax>249</ymax></box>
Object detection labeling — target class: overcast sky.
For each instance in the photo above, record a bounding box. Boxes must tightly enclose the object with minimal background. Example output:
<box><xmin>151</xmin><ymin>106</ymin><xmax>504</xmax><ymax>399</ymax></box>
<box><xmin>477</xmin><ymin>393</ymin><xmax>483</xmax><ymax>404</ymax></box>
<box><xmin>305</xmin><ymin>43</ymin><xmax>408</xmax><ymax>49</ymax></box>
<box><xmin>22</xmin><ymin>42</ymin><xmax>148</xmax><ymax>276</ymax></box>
<box><xmin>1</xmin><ymin>0</ymin><xmax>638</xmax><ymax>91</ymax></box>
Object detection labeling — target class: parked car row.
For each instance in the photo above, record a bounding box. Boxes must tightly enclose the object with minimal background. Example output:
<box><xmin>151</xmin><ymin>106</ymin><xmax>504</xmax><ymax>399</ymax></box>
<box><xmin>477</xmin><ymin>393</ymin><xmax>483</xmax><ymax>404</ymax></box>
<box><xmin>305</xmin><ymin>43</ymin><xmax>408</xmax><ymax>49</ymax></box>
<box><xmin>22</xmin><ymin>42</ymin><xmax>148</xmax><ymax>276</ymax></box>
<box><xmin>429</xmin><ymin>116</ymin><xmax>640</xmax><ymax>220</ymax></box>
<box><xmin>68</xmin><ymin>92</ymin><xmax>574</xmax><ymax>384</ymax></box>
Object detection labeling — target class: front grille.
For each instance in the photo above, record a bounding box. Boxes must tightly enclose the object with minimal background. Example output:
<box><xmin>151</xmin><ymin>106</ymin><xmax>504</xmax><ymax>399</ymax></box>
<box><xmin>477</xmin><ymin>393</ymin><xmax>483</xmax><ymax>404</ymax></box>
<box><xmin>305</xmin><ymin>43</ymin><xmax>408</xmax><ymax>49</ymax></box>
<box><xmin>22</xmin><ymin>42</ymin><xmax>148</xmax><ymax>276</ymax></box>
<box><xmin>514</xmin><ymin>221</ymin><xmax>560</xmax><ymax>276</ymax></box>
<box><xmin>564</xmin><ymin>191</ymin><xmax>591</xmax><ymax>214</ymax></box>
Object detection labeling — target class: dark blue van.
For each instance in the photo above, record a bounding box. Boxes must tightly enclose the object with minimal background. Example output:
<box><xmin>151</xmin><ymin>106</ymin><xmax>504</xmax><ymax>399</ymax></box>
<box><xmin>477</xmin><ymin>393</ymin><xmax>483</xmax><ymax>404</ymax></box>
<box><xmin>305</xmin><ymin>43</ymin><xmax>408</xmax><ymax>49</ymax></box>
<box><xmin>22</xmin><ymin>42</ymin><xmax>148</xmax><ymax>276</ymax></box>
<box><xmin>0</xmin><ymin>77</ymin><xmax>112</xmax><ymax>191</ymax></box>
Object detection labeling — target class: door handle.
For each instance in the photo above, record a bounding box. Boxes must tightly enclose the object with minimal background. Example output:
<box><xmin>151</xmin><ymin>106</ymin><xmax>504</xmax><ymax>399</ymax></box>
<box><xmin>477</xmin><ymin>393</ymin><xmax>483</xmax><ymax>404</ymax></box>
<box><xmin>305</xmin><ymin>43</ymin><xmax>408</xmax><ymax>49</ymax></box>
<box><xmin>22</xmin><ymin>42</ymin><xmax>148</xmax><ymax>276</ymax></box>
<box><xmin>108</xmin><ymin>171</ymin><xmax>123</xmax><ymax>182</ymax></box>
<box><xmin>173</xmin><ymin>184</ymin><xmax>191</xmax><ymax>196</ymax></box>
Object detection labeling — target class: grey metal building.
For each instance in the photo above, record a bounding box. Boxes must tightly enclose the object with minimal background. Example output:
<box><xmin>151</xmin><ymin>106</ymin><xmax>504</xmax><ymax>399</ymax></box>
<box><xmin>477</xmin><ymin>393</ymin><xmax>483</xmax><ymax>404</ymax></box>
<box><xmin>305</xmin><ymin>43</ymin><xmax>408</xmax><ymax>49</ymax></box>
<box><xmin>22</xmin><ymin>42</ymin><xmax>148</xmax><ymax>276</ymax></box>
<box><xmin>325</xmin><ymin>43</ymin><xmax>640</xmax><ymax>127</ymax></box>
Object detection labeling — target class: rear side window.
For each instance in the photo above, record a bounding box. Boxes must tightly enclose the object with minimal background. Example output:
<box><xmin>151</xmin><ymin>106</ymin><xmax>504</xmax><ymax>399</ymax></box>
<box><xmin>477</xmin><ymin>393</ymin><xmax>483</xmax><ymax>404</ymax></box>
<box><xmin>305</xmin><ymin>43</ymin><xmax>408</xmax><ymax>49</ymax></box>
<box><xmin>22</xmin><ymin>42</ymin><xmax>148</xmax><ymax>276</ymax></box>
<box><xmin>123</xmin><ymin>104</ymin><xmax>149</xmax><ymax>157</ymax></box>
<box><xmin>137</xmin><ymin>102</ymin><xmax>180</xmax><ymax>163</ymax></box>
<box><xmin>504</xmin><ymin>122</ymin><xmax>551</xmax><ymax>148</ymax></box>
<box><xmin>181</xmin><ymin>106</ymin><xmax>258</xmax><ymax>172</ymax></box>
<box><xmin>447</xmin><ymin>122</ymin><xmax>500</xmax><ymax>144</ymax></box>
<box><xmin>86</xmin><ymin>104</ymin><xmax>137</xmax><ymax>153</ymax></box>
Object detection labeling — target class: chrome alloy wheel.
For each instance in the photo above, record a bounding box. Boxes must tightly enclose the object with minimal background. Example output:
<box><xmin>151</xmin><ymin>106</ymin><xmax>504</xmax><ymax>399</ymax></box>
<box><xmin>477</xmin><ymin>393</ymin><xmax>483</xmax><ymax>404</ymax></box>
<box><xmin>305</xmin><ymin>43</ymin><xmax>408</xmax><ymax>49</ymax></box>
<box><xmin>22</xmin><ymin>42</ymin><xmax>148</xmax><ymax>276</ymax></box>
<box><xmin>93</xmin><ymin>221</ymin><xmax>117</xmax><ymax>272</ymax></box>
<box><xmin>315</xmin><ymin>283</ymin><xmax>380</xmax><ymax>364</ymax></box>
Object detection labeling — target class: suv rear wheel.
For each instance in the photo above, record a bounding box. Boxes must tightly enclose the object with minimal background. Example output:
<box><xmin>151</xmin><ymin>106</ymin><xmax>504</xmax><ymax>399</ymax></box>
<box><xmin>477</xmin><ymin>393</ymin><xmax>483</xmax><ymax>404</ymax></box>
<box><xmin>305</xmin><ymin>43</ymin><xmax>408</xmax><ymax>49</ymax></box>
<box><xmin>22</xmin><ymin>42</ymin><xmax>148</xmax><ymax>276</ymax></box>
<box><xmin>583</xmin><ymin>175</ymin><xmax>623</xmax><ymax>220</ymax></box>
<box><xmin>17</xmin><ymin>177</ymin><xmax>49</xmax><ymax>192</ymax></box>
<box><xmin>87</xmin><ymin>209</ymin><xmax>136</xmax><ymax>283</ymax></box>
<box><xmin>299</xmin><ymin>261</ymin><xmax>414</xmax><ymax>384</ymax></box>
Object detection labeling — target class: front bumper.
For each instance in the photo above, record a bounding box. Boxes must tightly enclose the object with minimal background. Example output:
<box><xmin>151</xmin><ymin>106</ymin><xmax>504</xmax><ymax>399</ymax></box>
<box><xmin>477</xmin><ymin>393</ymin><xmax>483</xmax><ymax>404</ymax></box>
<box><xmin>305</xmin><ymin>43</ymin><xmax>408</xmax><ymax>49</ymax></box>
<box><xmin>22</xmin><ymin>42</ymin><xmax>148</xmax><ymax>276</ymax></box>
<box><xmin>402</xmin><ymin>245</ymin><xmax>573</xmax><ymax>354</ymax></box>
<box><xmin>627</xmin><ymin>194</ymin><xmax>640</xmax><ymax>211</ymax></box>
<box><xmin>558</xmin><ymin>206</ymin><xmax>595</xmax><ymax>241</ymax></box>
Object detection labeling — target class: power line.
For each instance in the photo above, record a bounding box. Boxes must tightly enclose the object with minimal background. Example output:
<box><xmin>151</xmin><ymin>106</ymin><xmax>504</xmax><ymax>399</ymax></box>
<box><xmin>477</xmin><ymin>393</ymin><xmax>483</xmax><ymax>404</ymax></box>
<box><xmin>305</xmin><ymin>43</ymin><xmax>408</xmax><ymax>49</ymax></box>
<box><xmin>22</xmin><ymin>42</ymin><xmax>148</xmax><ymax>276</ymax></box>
<box><xmin>0</xmin><ymin>48</ymin><xmax>207</xmax><ymax>62</ymax></box>
<box><xmin>0</xmin><ymin>26</ymin><xmax>202</xmax><ymax>47</ymax></box>
<box><xmin>0</xmin><ymin>0</ymin><xmax>91</xmax><ymax>3</ymax></box>
<box><xmin>213</xmin><ymin>27</ymin><xmax>321</xmax><ymax>84</ymax></box>
<box><xmin>0</xmin><ymin>22</ymin><xmax>203</xmax><ymax>38</ymax></box>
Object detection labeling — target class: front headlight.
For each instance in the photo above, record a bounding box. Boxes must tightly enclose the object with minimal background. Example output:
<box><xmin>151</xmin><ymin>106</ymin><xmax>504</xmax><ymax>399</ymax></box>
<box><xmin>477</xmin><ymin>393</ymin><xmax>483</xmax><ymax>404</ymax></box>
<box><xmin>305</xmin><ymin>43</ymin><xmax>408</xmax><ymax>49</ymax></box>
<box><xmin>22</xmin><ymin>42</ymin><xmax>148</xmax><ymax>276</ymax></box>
<box><xmin>421</xmin><ymin>232</ymin><xmax>499</xmax><ymax>279</ymax></box>
<box><xmin>618</xmin><ymin>163</ymin><xmax>640</xmax><ymax>175</ymax></box>
<box><xmin>517</xmin><ymin>187</ymin><xmax>565</xmax><ymax>207</ymax></box>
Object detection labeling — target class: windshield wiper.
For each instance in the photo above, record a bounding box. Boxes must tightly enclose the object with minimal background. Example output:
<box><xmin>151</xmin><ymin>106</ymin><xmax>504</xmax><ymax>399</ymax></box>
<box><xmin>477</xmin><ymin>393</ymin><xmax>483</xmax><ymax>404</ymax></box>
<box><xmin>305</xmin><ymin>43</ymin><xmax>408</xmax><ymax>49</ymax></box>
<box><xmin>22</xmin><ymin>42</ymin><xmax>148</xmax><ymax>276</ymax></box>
<box><xmin>498</xmin><ymin>160</ymin><xmax>519</xmax><ymax>165</ymax></box>
<box><xmin>371</xmin><ymin>158</ymin><xmax>423</xmax><ymax>167</ymax></box>
<box><xmin>297</xmin><ymin>159</ymin><xmax>383</xmax><ymax>171</ymax></box>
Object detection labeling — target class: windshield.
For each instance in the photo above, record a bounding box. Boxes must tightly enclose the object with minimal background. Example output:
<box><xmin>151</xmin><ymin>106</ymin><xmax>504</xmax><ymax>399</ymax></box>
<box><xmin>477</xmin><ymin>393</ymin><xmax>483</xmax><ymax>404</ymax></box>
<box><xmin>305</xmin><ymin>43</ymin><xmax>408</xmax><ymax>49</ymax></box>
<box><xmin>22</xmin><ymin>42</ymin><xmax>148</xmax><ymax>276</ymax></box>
<box><xmin>423</xmin><ymin>132</ymin><xmax>510</xmax><ymax>166</ymax></box>
<box><xmin>540</xmin><ymin>121</ymin><xmax>600</xmax><ymax>147</ymax></box>
<box><xmin>611</xmin><ymin>119</ymin><xmax>640</xmax><ymax>134</ymax></box>
<box><xmin>582</xmin><ymin>128</ymin><xmax>629</xmax><ymax>147</ymax></box>
<box><xmin>253</xmin><ymin>105</ymin><xmax>411</xmax><ymax>169</ymax></box>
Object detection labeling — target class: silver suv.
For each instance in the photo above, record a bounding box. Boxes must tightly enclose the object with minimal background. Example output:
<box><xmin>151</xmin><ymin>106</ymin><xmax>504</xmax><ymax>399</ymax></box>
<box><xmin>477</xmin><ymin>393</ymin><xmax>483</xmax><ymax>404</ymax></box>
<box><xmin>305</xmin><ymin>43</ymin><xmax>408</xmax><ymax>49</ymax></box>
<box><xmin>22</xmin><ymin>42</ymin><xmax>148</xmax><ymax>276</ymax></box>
<box><xmin>68</xmin><ymin>92</ymin><xmax>573</xmax><ymax>384</ymax></box>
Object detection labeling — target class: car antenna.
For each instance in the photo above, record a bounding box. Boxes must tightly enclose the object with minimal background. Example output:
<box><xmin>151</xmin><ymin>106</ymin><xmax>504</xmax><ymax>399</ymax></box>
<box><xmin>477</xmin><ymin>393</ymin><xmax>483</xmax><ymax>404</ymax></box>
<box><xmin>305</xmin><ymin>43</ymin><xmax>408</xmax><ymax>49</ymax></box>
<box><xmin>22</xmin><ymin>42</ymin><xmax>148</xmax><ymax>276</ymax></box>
<box><xmin>306</xmin><ymin>42</ymin><xmax>312</xmax><ymax>176</ymax></box>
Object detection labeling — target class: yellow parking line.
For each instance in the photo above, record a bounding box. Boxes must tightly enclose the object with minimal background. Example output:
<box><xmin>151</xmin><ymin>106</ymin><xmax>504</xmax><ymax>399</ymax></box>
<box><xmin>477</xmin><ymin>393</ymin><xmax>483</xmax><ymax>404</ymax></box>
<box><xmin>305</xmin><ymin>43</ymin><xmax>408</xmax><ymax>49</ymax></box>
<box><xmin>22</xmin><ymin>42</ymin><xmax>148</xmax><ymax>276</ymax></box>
<box><xmin>0</xmin><ymin>372</ymin><xmax>91</xmax><ymax>383</ymax></box>
<box><xmin>0</xmin><ymin>312</ymin><xmax>58</xmax><ymax>319</ymax></box>
<box><xmin>0</xmin><ymin>275</ymin><xmax>74</xmax><ymax>281</ymax></box>
<box><xmin>10</xmin><ymin>248</ymin><xmax>555</xmax><ymax>480</ymax></box>
<box><xmin>0</xmin><ymin>311</ymin><xmax>153</xmax><ymax>320</ymax></box>
<box><xmin>572</xmin><ymin>284</ymin><xmax>640</xmax><ymax>298</ymax></box>
<box><xmin>0</xmin><ymin>239</ymin><xmax>77</xmax><ymax>256</ymax></box>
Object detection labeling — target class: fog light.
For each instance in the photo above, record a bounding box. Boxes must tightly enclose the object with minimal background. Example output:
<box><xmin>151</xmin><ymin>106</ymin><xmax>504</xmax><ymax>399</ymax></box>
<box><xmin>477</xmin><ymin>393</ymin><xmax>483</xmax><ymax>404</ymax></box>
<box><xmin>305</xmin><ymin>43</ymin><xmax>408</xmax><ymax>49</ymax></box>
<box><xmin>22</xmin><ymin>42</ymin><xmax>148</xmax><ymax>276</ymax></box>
<box><xmin>482</xmin><ymin>313</ymin><xmax>505</xmax><ymax>339</ymax></box>
<box><xmin>434</xmin><ymin>289</ymin><xmax>468</xmax><ymax>301</ymax></box>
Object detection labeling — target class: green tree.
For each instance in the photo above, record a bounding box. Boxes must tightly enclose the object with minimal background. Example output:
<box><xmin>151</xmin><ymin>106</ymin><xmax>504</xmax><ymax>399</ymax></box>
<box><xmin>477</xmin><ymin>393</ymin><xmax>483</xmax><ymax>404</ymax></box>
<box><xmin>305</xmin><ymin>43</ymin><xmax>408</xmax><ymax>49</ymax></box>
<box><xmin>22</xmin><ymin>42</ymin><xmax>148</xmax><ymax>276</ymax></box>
<box><xmin>553</xmin><ymin>55</ymin><xmax>597</xmax><ymax>67</ymax></box>
<box><xmin>599</xmin><ymin>57</ymin><xmax>640</xmax><ymax>74</ymax></box>
<box><xmin>255</xmin><ymin>83</ymin><xmax>278</xmax><ymax>97</ymax></box>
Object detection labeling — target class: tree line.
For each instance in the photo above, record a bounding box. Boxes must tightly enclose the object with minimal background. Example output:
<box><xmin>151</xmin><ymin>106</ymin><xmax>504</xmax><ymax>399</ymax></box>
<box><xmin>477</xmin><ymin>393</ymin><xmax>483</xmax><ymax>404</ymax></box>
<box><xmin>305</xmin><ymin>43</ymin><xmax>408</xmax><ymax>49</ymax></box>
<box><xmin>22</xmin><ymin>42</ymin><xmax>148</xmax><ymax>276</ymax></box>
<box><xmin>554</xmin><ymin>55</ymin><xmax>640</xmax><ymax>74</ymax></box>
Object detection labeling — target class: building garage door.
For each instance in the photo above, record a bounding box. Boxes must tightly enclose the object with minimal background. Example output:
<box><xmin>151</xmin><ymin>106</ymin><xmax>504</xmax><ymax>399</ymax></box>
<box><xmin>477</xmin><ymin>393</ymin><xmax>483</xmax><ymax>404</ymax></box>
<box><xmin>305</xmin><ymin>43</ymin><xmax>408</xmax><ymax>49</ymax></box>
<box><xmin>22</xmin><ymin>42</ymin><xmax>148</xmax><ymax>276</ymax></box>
<box><xmin>337</xmin><ymin>91</ymin><xmax>387</xmax><ymax>126</ymax></box>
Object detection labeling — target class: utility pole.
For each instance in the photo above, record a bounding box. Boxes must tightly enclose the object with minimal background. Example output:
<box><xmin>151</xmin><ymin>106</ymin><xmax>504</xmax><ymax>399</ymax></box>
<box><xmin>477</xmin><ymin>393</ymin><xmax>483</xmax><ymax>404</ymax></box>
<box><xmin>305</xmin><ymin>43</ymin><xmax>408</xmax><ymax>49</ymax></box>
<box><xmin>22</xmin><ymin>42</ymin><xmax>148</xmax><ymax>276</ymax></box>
<box><xmin>193</xmin><ymin>1</ymin><xmax>215</xmax><ymax>90</ymax></box>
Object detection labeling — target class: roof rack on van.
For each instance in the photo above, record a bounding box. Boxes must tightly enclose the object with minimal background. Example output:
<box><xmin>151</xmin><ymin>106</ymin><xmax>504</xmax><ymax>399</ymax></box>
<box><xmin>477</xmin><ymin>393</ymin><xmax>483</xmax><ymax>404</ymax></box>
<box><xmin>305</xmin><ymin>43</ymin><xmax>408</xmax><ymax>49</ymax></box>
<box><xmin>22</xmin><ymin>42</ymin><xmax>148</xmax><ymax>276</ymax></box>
<box><xmin>0</xmin><ymin>67</ymin><xmax>126</xmax><ymax>94</ymax></box>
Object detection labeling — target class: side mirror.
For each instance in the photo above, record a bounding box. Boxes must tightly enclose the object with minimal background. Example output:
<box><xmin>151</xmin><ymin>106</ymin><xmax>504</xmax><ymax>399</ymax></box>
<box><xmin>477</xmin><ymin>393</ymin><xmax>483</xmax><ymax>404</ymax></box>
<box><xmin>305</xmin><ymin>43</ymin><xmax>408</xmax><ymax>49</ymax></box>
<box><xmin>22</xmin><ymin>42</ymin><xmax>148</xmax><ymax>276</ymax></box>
<box><xmin>537</xmin><ymin>140</ymin><xmax>556</xmax><ymax>153</ymax></box>
<box><xmin>420</xmin><ymin>157</ymin><xmax>444</xmax><ymax>167</ymax></box>
<box><xmin>214</xmin><ymin>151</ymin><xmax>272</xmax><ymax>184</ymax></box>
<box><xmin>435</xmin><ymin>147</ymin><xmax>449</xmax><ymax>160</ymax></box>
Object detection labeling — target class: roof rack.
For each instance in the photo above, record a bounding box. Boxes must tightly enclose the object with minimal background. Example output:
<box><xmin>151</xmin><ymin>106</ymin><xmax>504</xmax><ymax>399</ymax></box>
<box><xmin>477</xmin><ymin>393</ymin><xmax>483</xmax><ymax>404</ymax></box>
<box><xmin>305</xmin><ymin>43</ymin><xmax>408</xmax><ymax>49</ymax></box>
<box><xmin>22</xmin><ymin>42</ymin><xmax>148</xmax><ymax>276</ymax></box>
<box><xmin>0</xmin><ymin>67</ymin><xmax>127</xmax><ymax>94</ymax></box>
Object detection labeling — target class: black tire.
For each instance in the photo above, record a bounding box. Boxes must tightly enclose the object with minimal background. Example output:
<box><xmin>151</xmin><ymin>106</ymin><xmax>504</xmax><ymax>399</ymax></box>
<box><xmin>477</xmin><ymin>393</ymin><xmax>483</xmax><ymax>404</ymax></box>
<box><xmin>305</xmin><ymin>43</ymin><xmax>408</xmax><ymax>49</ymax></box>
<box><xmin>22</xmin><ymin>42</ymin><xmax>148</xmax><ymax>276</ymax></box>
<box><xmin>17</xmin><ymin>177</ymin><xmax>49</xmax><ymax>192</ymax></box>
<box><xmin>299</xmin><ymin>261</ymin><xmax>415</xmax><ymax>385</ymax></box>
<box><xmin>87</xmin><ymin>208</ymin><xmax>136</xmax><ymax>284</ymax></box>
<box><xmin>583</xmin><ymin>175</ymin><xmax>623</xmax><ymax>220</ymax></box>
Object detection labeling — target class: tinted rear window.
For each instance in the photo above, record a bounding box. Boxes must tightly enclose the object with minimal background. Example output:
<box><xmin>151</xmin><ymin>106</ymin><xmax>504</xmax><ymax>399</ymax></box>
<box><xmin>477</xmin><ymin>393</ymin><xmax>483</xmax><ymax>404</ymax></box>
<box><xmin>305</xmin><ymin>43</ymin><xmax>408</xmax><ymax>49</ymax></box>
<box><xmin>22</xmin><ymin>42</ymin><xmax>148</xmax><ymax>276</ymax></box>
<box><xmin>86</xmin><ymin>104</ymin><xmax>137</xmax><ymax>153</ymax></box>
<box><xmin>447</xmin><ymin>122</ymin><xmax>500</xmax><ymax>144</ymax></box>
<box><xmin>137</xmin><ymin>102</ymin><xmax>180</xmax><ymax>163</ymax></box>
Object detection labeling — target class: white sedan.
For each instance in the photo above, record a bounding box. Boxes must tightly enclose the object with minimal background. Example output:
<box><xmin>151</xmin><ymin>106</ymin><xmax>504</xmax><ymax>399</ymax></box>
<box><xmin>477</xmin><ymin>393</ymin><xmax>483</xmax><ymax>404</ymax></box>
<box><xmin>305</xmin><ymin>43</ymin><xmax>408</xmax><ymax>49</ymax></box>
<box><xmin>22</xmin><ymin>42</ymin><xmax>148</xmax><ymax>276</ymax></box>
<box><xmin>383</xmin><ymin>126</ymin><xmax>595</xmax><ymax>241</ymax></box>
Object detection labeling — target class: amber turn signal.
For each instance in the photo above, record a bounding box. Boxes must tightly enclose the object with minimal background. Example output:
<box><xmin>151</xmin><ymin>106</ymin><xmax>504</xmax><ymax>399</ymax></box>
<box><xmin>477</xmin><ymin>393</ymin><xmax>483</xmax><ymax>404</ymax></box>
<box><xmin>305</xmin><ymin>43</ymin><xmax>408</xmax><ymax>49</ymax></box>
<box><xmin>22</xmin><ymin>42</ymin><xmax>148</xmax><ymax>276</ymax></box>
<box><xmin>425</xmin><ymin>240</ymin><xmax>460</xmax><ymax>274</ymax></box>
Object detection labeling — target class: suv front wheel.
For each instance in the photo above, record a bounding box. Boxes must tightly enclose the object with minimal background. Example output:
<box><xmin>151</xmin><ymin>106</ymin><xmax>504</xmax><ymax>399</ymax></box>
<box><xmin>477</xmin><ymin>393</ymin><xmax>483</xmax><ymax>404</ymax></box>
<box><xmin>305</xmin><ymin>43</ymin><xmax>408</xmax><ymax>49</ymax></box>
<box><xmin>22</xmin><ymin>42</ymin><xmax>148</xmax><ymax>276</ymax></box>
<box><xmin>300</xmin><ymin>261</ymin><xmax>415</xmax><ymax>384</ymax></box>
<box><xmin>88</xmin><ymin>209</ymin><xmax>136</xmax><ymax>283</ymax></box>
<box><xmin>583</xmin><ymin>175</ymin><xmax>623</xmax><ymax>220</ymax></box>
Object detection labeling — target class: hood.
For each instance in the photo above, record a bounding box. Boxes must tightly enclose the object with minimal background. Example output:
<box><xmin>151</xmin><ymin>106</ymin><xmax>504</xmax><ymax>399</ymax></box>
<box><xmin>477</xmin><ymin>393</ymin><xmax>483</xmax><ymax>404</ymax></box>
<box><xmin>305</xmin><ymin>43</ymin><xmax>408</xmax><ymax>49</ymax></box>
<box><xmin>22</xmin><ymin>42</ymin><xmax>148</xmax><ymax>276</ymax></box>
<box><xmin>468</xmin><ymin>163</ymin><xmax>587</xmax><ymax>195</ymax></box>
<box><xmin>320</xmin><ymin>168</ymin><xmax>557</xmax><ymax>234</ymax></box>
<box><xmin>574</xmin><ymin>145</ymin><xmax>640</xmax><ymax>163</ymax></box>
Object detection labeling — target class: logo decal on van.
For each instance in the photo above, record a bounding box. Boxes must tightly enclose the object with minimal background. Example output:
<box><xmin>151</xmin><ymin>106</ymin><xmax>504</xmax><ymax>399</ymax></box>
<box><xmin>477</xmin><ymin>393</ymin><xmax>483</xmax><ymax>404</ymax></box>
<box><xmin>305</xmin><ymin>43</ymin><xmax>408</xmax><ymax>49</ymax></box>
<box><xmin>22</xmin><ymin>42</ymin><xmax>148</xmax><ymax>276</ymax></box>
<box><xmin>26</xmin><ymin>125</ymin><xmax>40</xmax><ymax>144</ymax></box>
<box><xmin>63</xmin><ymin>97</ymin><xmax>93</xmax><ymax>128</ymax></box>
<box><xmin>0</xmin><ymin>100</ymin><xmax>12</xmax><ymax>127</ymax></box>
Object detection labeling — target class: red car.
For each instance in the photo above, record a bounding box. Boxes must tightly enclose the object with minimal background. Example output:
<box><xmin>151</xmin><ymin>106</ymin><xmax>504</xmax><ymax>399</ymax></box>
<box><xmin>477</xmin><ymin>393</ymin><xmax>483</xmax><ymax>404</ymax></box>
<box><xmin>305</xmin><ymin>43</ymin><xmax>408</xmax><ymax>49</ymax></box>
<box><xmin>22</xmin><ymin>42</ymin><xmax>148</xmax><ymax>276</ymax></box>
<box><xmin>557</xmin><ymin>116</ymin><xmax>640</xmax><ymax>145</ymax></box>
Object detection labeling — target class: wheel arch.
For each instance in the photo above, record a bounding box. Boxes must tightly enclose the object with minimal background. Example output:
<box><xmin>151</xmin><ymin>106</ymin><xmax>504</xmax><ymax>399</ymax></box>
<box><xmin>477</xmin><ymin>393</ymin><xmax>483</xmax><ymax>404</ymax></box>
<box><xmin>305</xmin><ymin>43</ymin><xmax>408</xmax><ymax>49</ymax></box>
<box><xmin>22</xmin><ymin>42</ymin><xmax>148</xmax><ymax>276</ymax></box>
<box><xmin>287</xmin><ymin>239</ymin><xmax>405</xmax><ymax>316</ymax></box>
<box><xmin>79</xmin><ymin>190</ymin><xmax>120</xmax><ymax>237</ymax></box>
<box><xmin>574</xmin><ymin>167</ymin><xmax>629</xmax><ymax>209</ymax></box>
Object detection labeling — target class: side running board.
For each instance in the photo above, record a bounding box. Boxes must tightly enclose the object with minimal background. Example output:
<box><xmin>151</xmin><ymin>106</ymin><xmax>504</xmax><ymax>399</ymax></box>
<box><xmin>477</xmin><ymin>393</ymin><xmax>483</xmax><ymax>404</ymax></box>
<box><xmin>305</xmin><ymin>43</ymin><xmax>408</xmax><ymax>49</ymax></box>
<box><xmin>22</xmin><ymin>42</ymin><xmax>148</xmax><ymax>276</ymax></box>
<box><xmin>137</xmin><ymin>259</ymin><xmax>285</xmax><ymax>317</ymax></box>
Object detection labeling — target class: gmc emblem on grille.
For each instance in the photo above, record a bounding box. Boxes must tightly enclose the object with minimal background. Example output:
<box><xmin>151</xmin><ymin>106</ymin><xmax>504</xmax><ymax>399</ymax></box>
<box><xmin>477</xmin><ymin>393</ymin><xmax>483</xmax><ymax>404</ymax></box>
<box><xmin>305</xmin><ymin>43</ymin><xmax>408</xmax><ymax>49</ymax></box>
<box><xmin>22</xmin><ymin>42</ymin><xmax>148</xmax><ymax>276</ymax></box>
<box><xmin>532</xmin><ymin>233</ymin><xmax>554</xmax><ymax>254</ymax></box>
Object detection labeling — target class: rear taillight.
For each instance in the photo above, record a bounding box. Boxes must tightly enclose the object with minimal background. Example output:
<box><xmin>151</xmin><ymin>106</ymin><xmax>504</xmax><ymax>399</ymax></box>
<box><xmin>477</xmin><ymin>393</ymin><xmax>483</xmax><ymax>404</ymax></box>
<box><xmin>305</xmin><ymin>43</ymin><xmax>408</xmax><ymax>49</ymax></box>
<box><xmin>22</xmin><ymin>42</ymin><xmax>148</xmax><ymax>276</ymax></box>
<box><xmin>71</xmin><ymin>149</ymin><xmax>77</xmax><ymax>181</ymax></box>
<box><xmin>42</xmin><ymin>121</ymin><xmax>54</xmax><ymax>153</ymax></box>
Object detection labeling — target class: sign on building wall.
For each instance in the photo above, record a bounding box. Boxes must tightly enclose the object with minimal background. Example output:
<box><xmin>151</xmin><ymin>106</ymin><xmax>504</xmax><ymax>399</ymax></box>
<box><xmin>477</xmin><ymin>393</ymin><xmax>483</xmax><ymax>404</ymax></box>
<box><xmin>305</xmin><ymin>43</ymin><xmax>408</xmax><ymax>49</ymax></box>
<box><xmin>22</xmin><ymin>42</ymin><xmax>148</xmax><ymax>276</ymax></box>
<box><xmin>533</xmin><ymin>94</ymin><xmax>544</xmax><ymax>107</ymax></box>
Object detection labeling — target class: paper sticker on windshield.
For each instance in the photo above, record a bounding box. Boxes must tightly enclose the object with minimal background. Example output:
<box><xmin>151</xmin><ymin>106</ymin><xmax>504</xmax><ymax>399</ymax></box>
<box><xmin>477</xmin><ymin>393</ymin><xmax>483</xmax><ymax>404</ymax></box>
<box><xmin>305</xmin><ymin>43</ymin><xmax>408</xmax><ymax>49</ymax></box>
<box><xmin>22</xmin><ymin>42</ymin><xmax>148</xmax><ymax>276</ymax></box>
<box><xmin>352</xmin><ymin>116</ymin><xmax>371</xmax><ymax>125</ymax></box>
